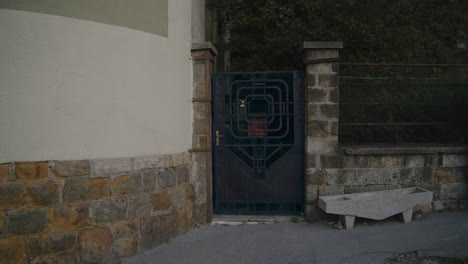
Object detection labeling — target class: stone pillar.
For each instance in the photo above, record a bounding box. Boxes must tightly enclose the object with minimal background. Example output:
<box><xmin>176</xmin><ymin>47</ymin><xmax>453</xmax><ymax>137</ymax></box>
<box><xmin>190</xmin><ymin>42</ymin><xmax>217</xmax><ymax>224</ymax></box>
<box><xmin>303</xmin><ymin>42</ymin><xmax>343</xmax><ymax>221</ymax></box>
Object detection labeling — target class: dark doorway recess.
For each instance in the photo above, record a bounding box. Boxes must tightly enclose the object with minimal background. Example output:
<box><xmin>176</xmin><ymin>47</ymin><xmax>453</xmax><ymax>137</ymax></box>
<box><xmin>212</xmin><ymin>71</ymin><xmax>304</xmax><ymax>215</ymax></box>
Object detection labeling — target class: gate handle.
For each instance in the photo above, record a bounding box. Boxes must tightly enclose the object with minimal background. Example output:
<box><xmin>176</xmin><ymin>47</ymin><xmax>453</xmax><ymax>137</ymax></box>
<box><xmin>216</xmin><ymin>130</ymin><xmax>224</xmax><ymax>146</ymax></box>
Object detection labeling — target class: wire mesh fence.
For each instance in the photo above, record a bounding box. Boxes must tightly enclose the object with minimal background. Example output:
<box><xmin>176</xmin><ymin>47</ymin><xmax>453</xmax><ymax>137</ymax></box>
<box><xmin>339</xmin><ymin>64</ymin><xmax>468</xmax><ymax>144</ymax></box>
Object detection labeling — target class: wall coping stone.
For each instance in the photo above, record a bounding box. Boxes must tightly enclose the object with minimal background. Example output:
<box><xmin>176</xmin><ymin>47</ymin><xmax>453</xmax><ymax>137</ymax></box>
<box><xmin>339</xmin><ymin>144</ymin><xmax>468</xmax><ymax>155</ymax></box>
<box><xmin>191</xmin><ymin>42</ymin><xmax>218</xmax><ymax>55</ymax></box>
<box><xmin>303</xmin><ymin>41</ymin><xmax>343</xmax><ymax>50</ymax></box>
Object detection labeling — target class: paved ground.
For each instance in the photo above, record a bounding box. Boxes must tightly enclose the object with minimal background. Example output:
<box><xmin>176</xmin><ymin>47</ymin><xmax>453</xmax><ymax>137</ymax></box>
<box><xmin>124</xmin><ymin>211</ymin><xmax>468</xmax><ymax>264</ymax></box>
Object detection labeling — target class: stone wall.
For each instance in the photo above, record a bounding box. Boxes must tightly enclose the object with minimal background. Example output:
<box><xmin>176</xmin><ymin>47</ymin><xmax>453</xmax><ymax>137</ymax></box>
<box><xmin>303</xmin><ymin>42</ymin><xmax>468</xmax><ymax>221</ymax></box>
<box><xmin>0</xmin><ymin>152</ymin><xmax>202</xmax><ymax>263</ymax></box>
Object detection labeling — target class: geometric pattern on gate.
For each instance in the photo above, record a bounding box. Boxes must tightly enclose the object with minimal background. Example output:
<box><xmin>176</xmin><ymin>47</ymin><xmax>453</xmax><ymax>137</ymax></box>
<box><xmin>226</xmin><ymin>73</ymin><xmax>295</xmax><ymax>174</ymax></box>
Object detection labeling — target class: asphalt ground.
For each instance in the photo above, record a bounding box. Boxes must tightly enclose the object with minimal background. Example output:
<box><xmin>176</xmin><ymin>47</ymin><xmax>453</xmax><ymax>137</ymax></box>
<box><xmin>124</xmin><ymin>211</ymin><xmax>468</xmax><ymax>264</ymax></box>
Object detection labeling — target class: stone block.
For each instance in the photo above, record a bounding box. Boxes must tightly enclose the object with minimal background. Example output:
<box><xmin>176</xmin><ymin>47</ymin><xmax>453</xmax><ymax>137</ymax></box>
<box><xmin>306</xmin><ymin>154</ymin><xmax>316</xmax><ymax>168</ymax></box>
<box><xmin>27</xmin><ymin>231</ymin><xmax>76</xmax><ymax>256</ymax></box>
<box><xmin>176</xmin><ymin>166</ymin><xmax>190</xmax><ymax>185</ymax></box>
<box><xmin>171</xmin><ymin>186</ymin><xmax>186</xmax><ymax>207</ymax></box>
<box><xmin>93</xmin><ymin>158</ymin><xmax>132</xmax><ymax>175</ymax></box>
<box><xmin>307</xmin><ymin>88</ymin><xmax>327</xmax><ymax>103</ymax></box>
<box><xmin>368</xmin><ymin>155</ymin><xmax>403</xmax><ymax>168</ymax></box>
<box><xmin>142</xmin><ymin>170</ymin><xmax>158</xmax><ymax>193</ymax></box>
<box><xmin>306</xmin><ymin>73</ymin><xmax>316</xmax><ymax>87</ymax></box>
<box><xmin>307</xmin><ymin>63</ymin><xmax>333</xmax><ymax>73</ymax></box>
<box><xmin>306</xmin><ymin>138</ymin><xmax>328</xmax><ymax>153</ymax></box>
<box><xmin>158</xmin><ymin>169</ymin><xmax>176</xmax><ymax>189</ymax></box>
<box><xmin>111</xmin><ymin>219</ymin><xmax>139</xmax><ymax>239</ymax></box>
<box><xmin>318</xmin><ymin>73</ymin><xmax>339</xmax><ymax>88</ymax></box>
<box><xmin>433</xmin><ymin>200</ymin><xmax>458</xmax><ymax>211</ymax></box>
<box><xmin>344</xmin><ymin>184</ymin><xmax>401</xmax><ymax>194</ymax></box>
<box><xmin>150</xmin><ymin>191</ymin><xmax>172</xmax><ymax>212</ymax></box>
<box><xmin>320</xmin><ymin>104</ymin><xmax>339</xmax><ymax>119</ymax></box>
<box><xmin>139</xmin><ymin>211</ymin><xmax>177</xmax><ymax>250</ymax></box>
<box><xmin>79</xmin><ymin>227</ymin><xmax>112</xmax><ymax>263</ymax></box>
<box><xmin>63</xmin><ymin>178</ymin><xmax>110</xmax><ymax>202</ymax></box>
<box><xmin>50</xmin><ymin>160</ymin><xmax>89</xmax><ymax>177</ymax></box>
<box><xmin>435</xmin><ymin>167</ymin><xmax>467</xmax><ymax>184</ymax></box>
<box><xmin>26</xmin><ymin>181</ymin><xmax>59</xmax><ymax>206</ymax></box>
<box><xmin>326</xmin><ymin>169</ymin><xmax>355</xmax><ymax>185</ymax></box>
<box><xmin>342</xmin><ymin>155</ymin><xmax>368</xmax><ymax>168</ymax></box>
<box><xmin>319</xmin><ymin>185</ymin><xmax>344</xmax><ymax>196</ymax></box>
<box><xmin>0</xmin><ymin>183</ymin><xmax>25</xmax><ymax>209</ymax></box>
<box><xmin>307</xmin><ymin>169</ymin><xmax>327</xmax><ymax>185</ymax></box>
<box><xmin>400</xmin><ymin>168</ymin><xmax>434</xmax><ymax>185</ymax></box>
<box><xmin>134</xmin><ymin>155</ymin><xmax>165</xmax><ymax>170</ymax></box>
<box><xmin>193</xmin><ymin>118</ymin><xmax>209</xmax><ymax>135</ymax></box>
<box><xmin>424</xmin><ymin>155</ymin><xmax>438</xmax><ymax>167</ymax></box>
<box><xmin>0</xmin><ymin>210</ymin><xmax>4</xmax><ymax>233</ymax></box>
<box><xmin>185</xmin><ymin>184</ymin><xmax>195</xmax><ymax>201</ymax></box>
<box><xmin>193</xmin><ymin>135</ymin><xmax>208</xmax><ymax>149</ymax></box>
<box><xmin>402</xmin><ymin>155</ymin><xmax>426</xmax><ymax>168</ymax></box>
<box><xmin>0</xmin><ymin>163</ymin><xmax>10</xmax><ymax>183</ymax></box>
<box><xmin>321</xmin><ymin>155</ymin><xmax>343</xmax><ymax>169</ymax></box>
<box><xmin>194</xmin><ymin>202</ymin><xmax>208</xmax><ymax>225</ymax></box>
<box><xmin>127</xmin><ymin>195</ymin><xmax>151</xmax><ymax>218</ymax></box>
<box><xmin>307</xmin><ymin>104</ymin><xmax>319</xmax><ymax>121</ymax></box>
<box><xmin>112</xmin><ymin>174</ymin><xmax>141</xmax><ymax>196</ymax></box>
<box><xmin>177</xmin><ymin>204</ymin><xmax>193</xmax><ymax>234</ymax></box>
<box><xmin>350</xmin><ymin>169</ymin><xmax>400</xmax><ymax>185</ymax></box>
<box><xmin>330</xmin><ymin>122</ymin><xmax>338</xmax><ymax>137</ymax></box>
<box><xmin>29</xmin><ymin>251</ymin><xmax>77</xmax><ymax>264</ymax></box>
<box><xmin>184</xmin><ymin>152</ymin><xmax>192</xmax><ymax>165</ymax></box>
<box><xmin>193</xmin><ymin>102</ymin><xmax>208</xmax><ymax>119</ymax></box>
<box><xmin>192</xmin><ymin>62</ymin><xmax>207</xmax><ymax>98</ymax></box>
<box><xmin>306</xmin><ymin>185</ymin><xmax>319</xmax><ymax>203</ymax></box>
<box><xmin>163</xmin><ymin>154</ymin><xmax>174</xmax><ymax>168</ymax></box>
<box><xmin>48</xmin><ymin>204</ymin><xmax>89</xmax><ymax>230</ymax></box>
<box><xmin>191</xmin><ymin>153</ymin><xmax>207</xmax><ymax>202</ymax></box>
<box><xmin>15</xmin><ymin>162</ymin><xmax>48</xmax><ymax>180</ymax></box>
<box><xmin>305</xmin><ymin>49</ymin><xmax>339</xmax><ymax>59</ymax></box>
<box><xmin>92</xmin><ymin>198</ymin><xmax>127</xmax><ymax>223</ymax></box>
<box><xmin>172</xmin><ymin>153</ymin><xmax>185</xmax><ymax>167</ymax></box>
<box><xmin>8</xmin><ymin>209</ymin><xmax>47</xmax><ymax>234</ymax></box>
<box><xmin>113</xmin><ymin>236</ymin><xmax>138</xmax><ymax>258</ymax></box>
<box><xmin>329</xmin><ymin>87</ymin><xmax>339</xmax><ymax>103</ymax></box>
<box><xmin>442</xmin><ymin>154</ymin><xmax>468</xmax><ymax>167</ymax></box>
<box><xmin>307</xmin><ymin>120</ymin><xmax>329</xmax><ymax>138</ymax></box>
<box><xmin>0</xmin><ymin>236</ymin><xmax>26</xmax><ymax>264</ymax></box>
<box><xmin>439</xmin><ymin>183</ymin><xmax>468</xmax><ymax>200</ymax></box>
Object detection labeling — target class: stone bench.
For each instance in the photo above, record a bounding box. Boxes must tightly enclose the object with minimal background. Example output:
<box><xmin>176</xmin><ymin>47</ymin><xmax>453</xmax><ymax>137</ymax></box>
<box><xmin>318</xmin><ymin>187</ymin><xmax>433</xmax><ymax>229</ymax></box>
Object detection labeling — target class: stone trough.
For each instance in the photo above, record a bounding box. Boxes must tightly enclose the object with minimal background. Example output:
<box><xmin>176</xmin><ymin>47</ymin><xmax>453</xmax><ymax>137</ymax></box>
<box><xmin>318</xmin><ymin>187</ymin><xmax>433</xmax><ymax>229</ymax></box>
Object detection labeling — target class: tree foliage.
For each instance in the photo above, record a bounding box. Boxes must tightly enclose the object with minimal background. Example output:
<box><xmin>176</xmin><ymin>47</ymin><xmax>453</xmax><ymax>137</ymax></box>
<box><xmin>209</xmin><ymin>0</ymin><xmax>468</xmax><ymax>71</ymax></box>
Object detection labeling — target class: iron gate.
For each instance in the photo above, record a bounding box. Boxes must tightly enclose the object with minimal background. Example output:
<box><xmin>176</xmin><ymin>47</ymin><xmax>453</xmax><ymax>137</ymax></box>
<box><xmin>212</xmin><ymin>71</ymin><xmax>304</xmax><ymax>215</ymax></box>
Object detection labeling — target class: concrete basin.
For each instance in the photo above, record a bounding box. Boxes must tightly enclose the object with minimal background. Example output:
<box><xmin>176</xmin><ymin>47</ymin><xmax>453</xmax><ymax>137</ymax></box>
<box><xmin>318</xmin><ymin>187</ymin><xmax>433</xmax><ymax>229</ymax></box>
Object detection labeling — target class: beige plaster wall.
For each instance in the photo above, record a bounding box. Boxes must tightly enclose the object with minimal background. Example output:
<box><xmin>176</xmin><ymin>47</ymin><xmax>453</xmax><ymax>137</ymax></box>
<box><xmin>0</xmin><ymin>0</ymin><xmax>168</xmax><ymax>37</ymax></box>
<box><xmin>191</xmin><ymin>0</ymin><xmax>205</xmax><ymax>43</ymax></box>
<box><xmin>0</xmin><ymin>0</ymin><xmax>193</xmax><ymax>163</ymax></box>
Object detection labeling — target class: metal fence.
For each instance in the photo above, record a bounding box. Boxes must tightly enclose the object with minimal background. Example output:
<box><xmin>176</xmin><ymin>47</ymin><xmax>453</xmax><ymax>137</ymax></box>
<box><xmin>339</xmin><ymin>63</ymin><xmax>468</xmax><ymax>144</ymax></box>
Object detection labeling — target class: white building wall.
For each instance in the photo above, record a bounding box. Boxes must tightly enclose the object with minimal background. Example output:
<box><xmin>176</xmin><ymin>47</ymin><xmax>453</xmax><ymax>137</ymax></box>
<box><xmin>0</xmin><ymin>1</ymin><xmax>193</xmax><ymax>163</ymax></box>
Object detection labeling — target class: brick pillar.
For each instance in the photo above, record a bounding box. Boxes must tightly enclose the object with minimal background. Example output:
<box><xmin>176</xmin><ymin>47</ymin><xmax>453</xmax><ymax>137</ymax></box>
<box><xmin>190</xmin><ymin>42</ymin><xmax>217</xmax><ymax>224</ymax></box>
<box><xmin>303</xmin><ymin>42</ymin><xmax>343</xmax><ymax>221</ymax></box>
